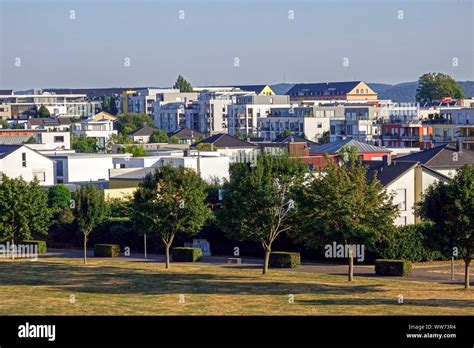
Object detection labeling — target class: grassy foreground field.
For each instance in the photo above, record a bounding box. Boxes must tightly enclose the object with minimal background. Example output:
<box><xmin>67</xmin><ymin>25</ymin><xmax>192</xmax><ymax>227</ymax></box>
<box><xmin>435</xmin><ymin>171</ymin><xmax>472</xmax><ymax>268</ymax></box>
<box><xmin>0</xmin><ymin>257</ymin><xmax>472</xmax><ymax>315</ymax></box>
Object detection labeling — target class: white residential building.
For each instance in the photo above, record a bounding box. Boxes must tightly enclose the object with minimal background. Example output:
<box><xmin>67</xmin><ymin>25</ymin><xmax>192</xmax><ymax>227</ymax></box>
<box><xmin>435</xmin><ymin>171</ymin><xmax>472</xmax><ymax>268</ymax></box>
<box><xmin>127</xmin><ymin>88</ymin><xmax>181</xmax><ymax>116</ymax></box>
<box><xmin>71</xmin><ymin>118</ymin><xmax>117</xmax><ymax>151</ymax></box>
<box><xmin>0</xmin><ymin>92</ymin><xmax>100</xmax><ymax>119</ymax></box>
<box><xmin>110</xmin><ymin>152</ymin><xmax>230</xmax><ymax>184</ymax></box>
<box><xmin>367</xmin><ymin>157</ymin><xmax>450</xmax><ymax>226</ymax></box>
<box><xmin>0</xmin><ymin>145</ymin><xmax>55</xmax><ymax>186</ymax></box>
<box><xmin>227</xmin><ymin>95</ymin><xmax>292</xmax><ymax>136</ymax></box>
<box><xmin>46</xmin><ymin>152</ymin><xmax>129</xmax><ymax>185</ymax></box>
<box><xmin>184</xmin><ymin>91</ymin><xmax>248</xmax><ymax>135</ymax></box>
<box><xmin>258</xmin><ymin>106</ymin><xmax>331</xmax><ymax>141</ymax></box>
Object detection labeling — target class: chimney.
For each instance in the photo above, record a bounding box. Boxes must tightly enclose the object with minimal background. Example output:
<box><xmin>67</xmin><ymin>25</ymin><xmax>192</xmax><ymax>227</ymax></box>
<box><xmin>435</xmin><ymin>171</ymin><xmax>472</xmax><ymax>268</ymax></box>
<box><xmin>456</xmin><ymin>140</ymin><xmax>463</xmax><ymax>153</ymax></box>
<box><xmin>382</xmin><ymin>154</ymin><xmax>391</xmax><ymax>166</ymax></box>
<box><xmin>143</xmin><ymin>122</ymin><xmax>148</xmax><ymax>127</ymax></box>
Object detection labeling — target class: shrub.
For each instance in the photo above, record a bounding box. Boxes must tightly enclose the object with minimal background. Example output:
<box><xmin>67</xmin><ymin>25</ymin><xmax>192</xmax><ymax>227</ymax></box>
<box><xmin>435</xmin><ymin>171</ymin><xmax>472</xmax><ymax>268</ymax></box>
<box><xmin>21</xmin><ymin>240</ymin><xmax>47</xmax><ymax>253</ymax></box>
<box><xmin>375</xmin><ymin>259</ymin><xmax>412</xmax><ymax>276</ymax></box>
<box><xmin>94</xmin><ymin>244</ymin><xmax>121</xmax><ymax>257</ymax></box>
<box><xmin>269</xmin><ymin>251</ymin><xmax>301</xmax><ymax>268</ymax></box>
<box><xmin>172</xmin><ymin>247</ymin><xmax>202</xmax><ymax>262</ymax></box>
<box><xmin>376</xmin><ymin>223</ymin><xmax>443</xmax><ymax>262</ymax></box>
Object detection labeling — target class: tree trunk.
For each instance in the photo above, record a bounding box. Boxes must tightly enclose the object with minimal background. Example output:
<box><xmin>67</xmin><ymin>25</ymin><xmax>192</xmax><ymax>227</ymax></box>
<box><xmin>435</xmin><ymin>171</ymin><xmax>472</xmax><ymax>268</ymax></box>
<box><xmin>83</xmin><ymin>234</ymin><xmax>87</xmax><ymax>264</ymax></box>
<box><xmin>263</xmin><ymin>247</ymin><xmax>271</xmax><ymax>275</ymax></box>
<box><xmin>165</xmin><ymin>244</ymin><xmax>170</xmax><ymax>270</ymax></box>
<box><xmin>348</xmin><ymin>248</ymin><xmax>354</xmax><ymax>282</ymax></box>
<box><xmin>464</xmin><ymin>258</ymin><xmax>471</xmax><ymax>290</ymax></box>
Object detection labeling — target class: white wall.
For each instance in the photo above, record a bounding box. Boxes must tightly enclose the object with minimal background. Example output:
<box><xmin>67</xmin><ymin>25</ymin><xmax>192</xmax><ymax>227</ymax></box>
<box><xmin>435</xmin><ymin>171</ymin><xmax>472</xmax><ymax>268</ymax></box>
<box><xmin>0</xmin><ymin>146</ymin><xmax>54</xmax><ymax>186</ymax></box>
<box><xmin>387</xmin><ymin>168</ymin><xmax>416</xmax><ymax>226</ymax></box>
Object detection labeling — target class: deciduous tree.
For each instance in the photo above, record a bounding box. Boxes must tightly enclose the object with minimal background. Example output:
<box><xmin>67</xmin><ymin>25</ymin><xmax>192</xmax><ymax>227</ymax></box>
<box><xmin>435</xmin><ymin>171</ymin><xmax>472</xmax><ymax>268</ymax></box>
<box><xmin>292</xmin><ymin>159</ymin><xmax>398</xmax><ymax>281</ymax></box>
<box><xmin>417</xmin><ymin>165</ymin><xmax>474</xmax><ymax>289</ymax></box>
<box><xmin>132</xmin><ymin>166</ymin><xmax>210</xmax><ymax>269</ymax></box>
<box><xmin>416</xmin><ymin>72</ymin><xmax>464</xmax><ymax>103</ymax></box>
<box><xmin>218</xmin><ymin>153</ymin><xmax>306</xmax><ymax>274</ymax></box>
<box><xmin>73</xmin><ymin>184</ymin><xmax>106</xmax><ymax>264</ymax></box>
<box><xmin>0</xmin><ymin>176</ymin><xmax>52</xmax><ymax>247</ymax></box>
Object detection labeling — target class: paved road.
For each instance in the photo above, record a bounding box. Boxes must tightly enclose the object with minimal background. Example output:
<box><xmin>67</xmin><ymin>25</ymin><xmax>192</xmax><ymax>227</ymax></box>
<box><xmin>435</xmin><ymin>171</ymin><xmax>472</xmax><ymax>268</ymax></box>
<box><xmin>44</xmin><ymin>248</ymin><xmax>471</xmax><ymax>286</ymax></box>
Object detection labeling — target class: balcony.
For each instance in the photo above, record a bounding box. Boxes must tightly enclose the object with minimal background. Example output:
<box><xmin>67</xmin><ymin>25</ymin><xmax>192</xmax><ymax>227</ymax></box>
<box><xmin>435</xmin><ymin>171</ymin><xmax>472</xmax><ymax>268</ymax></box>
<box><xmin>401</xmin><ymin>134</ymin><xmax>419</xmax><ymax>140</ymax></box>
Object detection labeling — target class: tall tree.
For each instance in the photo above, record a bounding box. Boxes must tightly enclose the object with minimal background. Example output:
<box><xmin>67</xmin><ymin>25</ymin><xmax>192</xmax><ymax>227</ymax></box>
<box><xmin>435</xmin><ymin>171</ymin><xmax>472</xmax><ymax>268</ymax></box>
<box><xmin>48</xmin><ymin>184</ymin><xmax>73</xmax><ymax>219</ymax></box>
<box><xmin>123</xmin><ymin>144</ymin><xmax>147</xmax><ymax>157</ymax></box>
<box><xmin>149</xmin><ymin>129</ymin><xmax>170</xmax><ymax>143</ymax></box>
<box><xmin>72</xmin><ymin>134</ymin><xmax>97</xmax><ymax>153</ymax></box>
<box><xmin>218</xmin><ymin>153</ymin><xmax>306</xmax><ymax>274</ymax></box>
<box><xmin>416</xmin><ymin>72</ymin><xmax>465</xmax><ymax>103</ymax></box>
<box><xmin>102</xmin><ymin>96</ymin><xmax>118</xmax><ymax>115</ymax></box>
<box><xmin>116</xmin><ymin>113</ymin><xmax>154</xmax><ymax>135</ymax></box>
<box><xmin>417</xmin><ymin>165</ymin><xmax>474</xmax><ymax>289</ymax></box>
<box><xmin>0</xmin><ymin>176</ymin><xmax>52</xmax><ymax>245</ymax></box>
<box><xmin>173</xmin><ymin>75</ymin><xmax>194</xmax><ymax>93</ymax></box>
<box><xmin>132</xmin><ymin>166</ymin><xmax>210</xmax><ymax>269</ymax></box>
<box><xmin>318</xmin><ymin>131</ymin><xmax>330</xmax><ymax>144</ymax></box>
<box><xmin>277</xmin><ymin>129</ymin><xmax>293</xmax><ymax>138</ymax></box>
<box><xmin>292</xmin><ymin>159</ymin><xmax>398</xmax><ymax>281</ymax></box>
<box><xmin>37</xmin><ymin>105</ymin><xmax>50</xmax><ymax>118</ymax></box>
<box><xmin>73</xmin><ymin>184</ymin><xmax>106</xmax><ymax>264</ymax></box>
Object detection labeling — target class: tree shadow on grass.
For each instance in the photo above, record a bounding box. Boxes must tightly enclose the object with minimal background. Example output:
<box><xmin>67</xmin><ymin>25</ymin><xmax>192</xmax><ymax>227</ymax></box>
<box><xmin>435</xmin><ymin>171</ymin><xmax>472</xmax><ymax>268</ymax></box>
<box><xmin>0</xmin><ymin>261</ymin><xmax>383</xmax><ymax>297</ymax></box>
<box><xmin>298</xmin><ymin>298</ymin><xmax>474</xmax><ymax>308</ymax></box>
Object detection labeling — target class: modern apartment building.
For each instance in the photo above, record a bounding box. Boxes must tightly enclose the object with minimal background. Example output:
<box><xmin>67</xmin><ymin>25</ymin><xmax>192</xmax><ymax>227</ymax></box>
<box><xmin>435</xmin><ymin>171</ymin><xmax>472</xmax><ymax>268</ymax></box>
<box><xmin>257</xmin><ymin>106</ymin><xmax>330</xmax><ymax>141</ymax></box>
<box><xmin>71</xmin><ymin>118</ymin><xmax>117</xmax><ymax>151</ymax></box>
<box><xmin>0</xmin><ymin>92</ymin><xmax>101</xmax><ymax>119</ymax></box>
<box><xmin>330</xmin><ymin>105</ymin><xmax>383</xmax><ymax>144</ymax></box>
<box><xmin>227</xmin><ymin>95</ymin><xmax>291</xmax><ymax>136</ymax></box>
<box><xmin>286</xmin><ymin>81</ymin><xmax>377</xmax><ymax>103</ymax></box>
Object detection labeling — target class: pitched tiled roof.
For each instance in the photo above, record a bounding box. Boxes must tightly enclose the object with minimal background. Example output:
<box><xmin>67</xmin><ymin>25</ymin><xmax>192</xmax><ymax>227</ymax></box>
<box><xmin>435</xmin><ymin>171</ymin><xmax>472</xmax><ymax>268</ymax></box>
<box><xmin>365</xmin><ymin>160</ymin><xmax>450</xmax><ymax>187</ymax></box>
<box><xmin>0</xmin><ymin>144</ymin><xmax>23</xmax><ymax>158</ymax></box>
<box><xmin>397</xmin><ymin>144</ymin><xmax>474</xmax><ymax>168</ymax></box>
<box><xmin>192</xmin><ymin>134</ymin><xmax>257</xmax><ymax>148</ymax></box>
<box><xmin>310</xmin><ymin>139</ymin><xmax>390</xmax><ymax>154</ymax></box>
<box><xmin>92</xmin><ymin>111</ymin><xmax>118</xmax><ymax>121</ymax></box>
<box><xmin>28</xmin><ymin>117</ymin><xmax>71</xmax><ymax>126</ymax></box>
<box><xmin>167</xmin><ymin>128</ymin><xmax>204</xmax><ymax>140</ymax></box>
<box><xmin>234</xmin><ymin>85</ymin><xmax>270</xmax><ymax>94</ymax></box>
<box><xmin>0</xmin><ymin>136</ymin><xmax>31</xmax><ymax>145</ymax></box>
<box><xmin>365</xmin><ymin>160</ymin><xmax>418</xmax><ymax>186</ymax></box>
<box><xmin>286</xmin><ymin>81</ymin><xmax>361</xmax><ymax>96</ymax></box>
<box><xmin>131</xmin><ymin>125</ymin><xmax>156</xmax><ymax>136</ymax></box>
<box><xmin>273</xmin><ymin>134</ymin><xmax>318</xmax><ymax>147</ymax></box>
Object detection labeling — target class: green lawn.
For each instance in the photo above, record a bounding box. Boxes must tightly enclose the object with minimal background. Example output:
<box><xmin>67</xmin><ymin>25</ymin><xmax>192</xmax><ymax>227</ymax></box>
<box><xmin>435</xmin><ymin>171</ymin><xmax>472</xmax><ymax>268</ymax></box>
<box><xmin>0</xmin><ymin>257</ymin><xmax>472</xmax><ymax>315</ymax></box>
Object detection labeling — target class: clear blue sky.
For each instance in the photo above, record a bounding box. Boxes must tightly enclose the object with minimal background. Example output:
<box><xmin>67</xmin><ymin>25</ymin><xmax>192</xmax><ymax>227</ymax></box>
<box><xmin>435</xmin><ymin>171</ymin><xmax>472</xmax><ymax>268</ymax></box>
<box><xmin>0</xmin><ymin>0</ymin><xmax>472</xmax><ymax>89</ymax></box>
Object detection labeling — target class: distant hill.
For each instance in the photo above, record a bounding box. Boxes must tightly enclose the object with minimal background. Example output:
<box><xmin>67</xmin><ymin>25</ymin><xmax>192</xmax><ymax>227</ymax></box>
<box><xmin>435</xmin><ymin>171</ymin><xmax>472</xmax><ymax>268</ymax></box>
<box><xmin>368</xmin><ymin>81</ymin><xmax>474</xmax><ymax>103</ymax></box>
<box><xmin>272</xmin><ymin>81</ymin><xmax>474</xmax><ymax>103</ymax></box>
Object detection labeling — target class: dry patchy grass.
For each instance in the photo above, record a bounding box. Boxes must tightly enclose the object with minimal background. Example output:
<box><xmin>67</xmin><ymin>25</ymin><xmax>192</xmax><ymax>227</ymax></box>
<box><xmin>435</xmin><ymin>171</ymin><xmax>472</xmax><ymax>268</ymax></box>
<box><xmin>0</xmin><ymin>257</ymin><xmax>472</xmax><ymax>316</ymax></box>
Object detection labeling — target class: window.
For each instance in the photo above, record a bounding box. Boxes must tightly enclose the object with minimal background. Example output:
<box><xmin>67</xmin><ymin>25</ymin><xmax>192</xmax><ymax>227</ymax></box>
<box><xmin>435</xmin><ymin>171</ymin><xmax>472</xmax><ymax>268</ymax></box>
<box><xmin>56</xmin><ymin>161</ymin><xmax>64</xmax><ymax>177</ymax></box>
<box><xmin>22</xmin><ymin>152</ymin><xmax>26</xmax><ymax>167</ymax></box>
<box><xmin>317</xmin><ymin>122</ymin><xmax>323</xmax><ymax>128</ymax></box>
<box><xmin>54</xmin><ymin>136</ymin><xmax>64</xmax><ymax>143</ymax></box>
<box><xmin>33</xmin><ymin>171</ymin><xmax>46</xmax><ymax>182</ymax></box>
<box><xmin>393</xmin><ymin>189</ymin><xmax>407</xmax><ymax>211</ymax></box>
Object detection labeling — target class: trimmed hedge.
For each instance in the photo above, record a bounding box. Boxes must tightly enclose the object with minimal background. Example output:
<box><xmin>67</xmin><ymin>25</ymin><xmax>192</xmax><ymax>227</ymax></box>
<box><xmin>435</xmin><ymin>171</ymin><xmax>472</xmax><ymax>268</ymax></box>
<box><xmin>375</xmin><ymin>259</ymin><xmax>412</xmax><ymax>276</ymax></box>
<box><xmin>377</xmin><ymin>223</ymin><xmax>443</xmax><ymax>262</ymax></box>
<box><xmin>172</xmin><ymin>247</ymin><xmax>202</xmax><ymax>262</ymax></box>
<box><xmin>21</xmin><ymin>240</ymin><xmax>47</xmax><ymax>254</ymax></box>
<box><xmin>269</xmin><ymin>251</ymin><xmax>301</xmax><ymax>268</ymax></box>
<box><xmin>94</xmin><ymin>244</ymin><xmax>121</xmax><ymax>257</ymax></box>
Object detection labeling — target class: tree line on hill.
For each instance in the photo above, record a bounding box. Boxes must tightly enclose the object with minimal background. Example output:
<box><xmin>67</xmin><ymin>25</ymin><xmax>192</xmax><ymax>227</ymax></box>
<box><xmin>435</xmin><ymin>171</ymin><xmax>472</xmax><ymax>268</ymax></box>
<box><xmin>0</xmin><ymin>152</ymin><xmax>472</xmax><ymax>288</ymax></box>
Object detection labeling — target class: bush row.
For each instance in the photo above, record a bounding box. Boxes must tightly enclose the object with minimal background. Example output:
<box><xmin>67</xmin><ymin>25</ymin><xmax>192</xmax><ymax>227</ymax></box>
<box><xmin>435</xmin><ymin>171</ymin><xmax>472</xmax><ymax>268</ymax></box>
<box><xmin>269</xmin><ymin>252</ymin><xmax>301</xmax><ymax>268</ymax></box>
<box><xmin>375</xmin><ymin>259</ymin><xmax>412</xmax><ymax>276</ymax></box>
<box><xmin>172</xmin><ymin>247</ymin><xmax>202</xmax><ymax>262</ymax></box>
